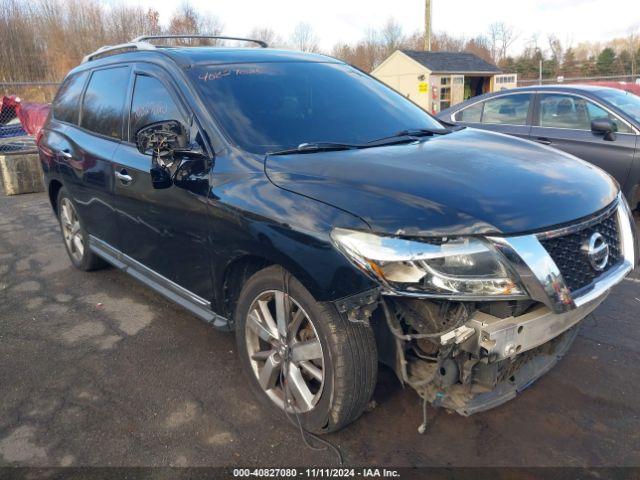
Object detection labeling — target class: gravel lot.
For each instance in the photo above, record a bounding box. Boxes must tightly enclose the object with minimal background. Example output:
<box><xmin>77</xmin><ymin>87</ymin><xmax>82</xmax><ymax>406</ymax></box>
<box><xmin>1</xmin><ymin>187</ymin><xmax>640</xmax><ymax>467</ymax></box>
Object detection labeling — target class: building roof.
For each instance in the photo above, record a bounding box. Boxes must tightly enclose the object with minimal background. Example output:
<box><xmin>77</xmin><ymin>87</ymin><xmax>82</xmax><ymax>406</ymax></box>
<box><xmin>401</xmin><ymin>50</ymin><xmax>501</xmax><ymax>74</ymax></box>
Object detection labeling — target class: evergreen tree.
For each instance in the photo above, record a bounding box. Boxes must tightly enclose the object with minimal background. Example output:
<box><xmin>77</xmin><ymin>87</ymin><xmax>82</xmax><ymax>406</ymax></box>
<box><xmin>596</xmin><ymin>48</ymin><xmax>616</xmax><ymax>75</ymax></box>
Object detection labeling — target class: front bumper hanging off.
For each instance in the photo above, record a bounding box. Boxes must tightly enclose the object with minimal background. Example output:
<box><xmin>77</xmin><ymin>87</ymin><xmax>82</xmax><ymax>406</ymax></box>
<box><xmin>351</xmin><ymin>197</ymin><xmax>636</xmax><ymax>416</ymax></box>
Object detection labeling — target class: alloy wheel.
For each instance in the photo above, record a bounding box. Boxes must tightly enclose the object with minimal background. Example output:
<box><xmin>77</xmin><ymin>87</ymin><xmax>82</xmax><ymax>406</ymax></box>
<box><xmin>245</xmin><ymin>290</ymin><xmax>325</xmax><ymax>413</ymax></box>
<box><xmin>60</xmin><ymin>198</ymin><xmax>84</xmax><ymax>263</ymax></box>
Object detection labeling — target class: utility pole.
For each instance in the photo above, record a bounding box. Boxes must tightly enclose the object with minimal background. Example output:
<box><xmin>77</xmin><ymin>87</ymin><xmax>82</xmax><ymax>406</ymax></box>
<box><xmin>539</xmin><ymin>59</ymin><xmax>543</xmax><ymax>85</ymax></box>
<box><xmin>424</xmin><ymin>0</ymin><xmax>432</xmax><ymax>51</ymax></box>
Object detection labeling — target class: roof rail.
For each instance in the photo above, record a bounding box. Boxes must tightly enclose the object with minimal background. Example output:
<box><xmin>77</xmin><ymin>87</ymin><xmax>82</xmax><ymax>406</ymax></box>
<box><xmin>82</xmin><ymin>41</ymin><xmax>156</xmax><ymax>63</ymax></box>
<box><xmin>131</xmin><ymin>35</ymin><xmax>268</xmax><ymax>48</ymax></box>
<box><xmin>81</xmin><ymin>35</ymin><xmax>269</xmax><ymax>64</ymax></box>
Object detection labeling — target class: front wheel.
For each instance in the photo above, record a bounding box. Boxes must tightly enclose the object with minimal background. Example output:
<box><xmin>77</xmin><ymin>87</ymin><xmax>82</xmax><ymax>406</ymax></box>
<box><xmin>235</xmin><ymin>266</ymin><xmax>378</xmax><ymax>434</ymax></box>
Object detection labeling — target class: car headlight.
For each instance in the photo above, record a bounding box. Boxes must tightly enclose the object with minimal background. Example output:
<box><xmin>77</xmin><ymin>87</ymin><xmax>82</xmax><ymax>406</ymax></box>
<box><xmin>331</xmin><ymin>228</ymin><xmax>525</xmax><ymax>298</ymax></box>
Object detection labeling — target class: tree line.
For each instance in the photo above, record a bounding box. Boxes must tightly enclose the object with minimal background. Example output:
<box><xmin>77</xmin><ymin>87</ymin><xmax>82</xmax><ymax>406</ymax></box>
<box><xmin>1</xmin><ymin>0</ymin><xmax>639</xmax><ymax>84</ymax></box>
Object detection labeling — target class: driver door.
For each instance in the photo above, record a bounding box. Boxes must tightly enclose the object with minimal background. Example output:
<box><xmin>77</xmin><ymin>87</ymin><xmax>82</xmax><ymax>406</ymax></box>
<box><xmin>111</xmin><ymin>65</ymin><xmax>213</xmax><ymax>299</ymax></box>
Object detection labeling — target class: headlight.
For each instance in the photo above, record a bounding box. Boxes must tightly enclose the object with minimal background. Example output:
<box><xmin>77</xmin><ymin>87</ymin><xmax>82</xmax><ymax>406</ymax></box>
<box><xmin>331</xmin><ymin>228</ymin><xmax>525</xmax><ymax>298</ymax></box>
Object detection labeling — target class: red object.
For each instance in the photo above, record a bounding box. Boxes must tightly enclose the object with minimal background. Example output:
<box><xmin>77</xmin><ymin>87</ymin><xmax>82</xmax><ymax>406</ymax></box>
<box><xmin>18</xmin><ymin>102</ymin><xmax>50</xmax><ymax>136</ymax></box>
<box><xmin>1</xmin><ymin>95</ymin><xmax>50</xmax><ymax>137</ymax></box>
<box><xmin>583</xmin><ymin>81</ymin><xmax>640</xmax><ymax>96</ymax></box>
<box><xmin>0</xmin><ymin>94</ymin><xmax>21</xmax><ymax>123</ymax></box>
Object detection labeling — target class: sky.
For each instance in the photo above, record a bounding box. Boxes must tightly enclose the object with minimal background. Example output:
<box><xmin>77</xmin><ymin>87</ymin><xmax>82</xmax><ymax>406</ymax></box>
<box><xmin>134</xmin><ymin>0</ymin><xmax>640</xmax><ymax>54</ymax></box>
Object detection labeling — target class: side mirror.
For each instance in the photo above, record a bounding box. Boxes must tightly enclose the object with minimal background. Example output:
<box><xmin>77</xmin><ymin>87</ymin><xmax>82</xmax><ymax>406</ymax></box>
<box><xmin>136</xmin><ymin>120</ymin><xmax>189</xmax><ymax>156</ymax></box>
<box><xmin>135</xmin><ymin>120</ymin><xmax>189</xmax><ymax>189</ymax></box>
<box><xmin>591</xmin><ymin>118</ymin><xmax>616</xmax><ymax>141</ymax></box>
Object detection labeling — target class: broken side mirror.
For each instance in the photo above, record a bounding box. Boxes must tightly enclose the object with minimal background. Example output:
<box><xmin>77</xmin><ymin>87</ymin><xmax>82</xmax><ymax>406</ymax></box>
<box><xmin>136</xmin><ymin>120</ymin><xmax>189</xmax><ymax>189</ymax></box>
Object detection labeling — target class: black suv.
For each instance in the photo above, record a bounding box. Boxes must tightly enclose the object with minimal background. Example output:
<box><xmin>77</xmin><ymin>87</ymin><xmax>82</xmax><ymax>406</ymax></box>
<box><xmin>39</xmin><ymin>36</ymin><xmax>637</xmax><ymax>433</ymax></box>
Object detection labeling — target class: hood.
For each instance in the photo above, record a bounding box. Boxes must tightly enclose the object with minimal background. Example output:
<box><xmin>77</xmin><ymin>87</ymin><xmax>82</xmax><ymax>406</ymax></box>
<box><xmin>265</xmin><ymin>128</ymin><xmax>618</xmax><ymax>237</ymax></box>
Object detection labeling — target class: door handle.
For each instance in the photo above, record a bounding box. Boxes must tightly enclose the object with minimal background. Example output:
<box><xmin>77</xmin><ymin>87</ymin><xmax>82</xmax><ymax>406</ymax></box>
<box><xmin>58</xmin><ymin>149</ymin><xmax>72</xmax><ymax>159</ymax></box>
<box><xmin>535</xmin><ymin>137</ymin><xmax>552</xmax><ymax>145</ymax></box>
<box><xmin>114</xmin><ymin>169</ymin><xmax>133</xmax><ymax>184</ymax></box>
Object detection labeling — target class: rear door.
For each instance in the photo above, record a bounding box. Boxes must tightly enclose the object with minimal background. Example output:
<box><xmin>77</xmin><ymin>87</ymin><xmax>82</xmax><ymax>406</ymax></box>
<box><xmin>111</xmin><ymin>64</ymin><xmax>213</xmax><ymax>299</ymax></box>
<box><xmin>450</xmin><ymin>93</ymin><xmax>533</xmax><ymax>139</ymax></box>
<box><xmin>49</xmin><ymin>66</ymin><xmax>130</xmax><ymax>249</ymax></box>
<box><xmin>529</xmin><ymin>92</ymin><xmax>636</xmax><ymax>188</ymax></box>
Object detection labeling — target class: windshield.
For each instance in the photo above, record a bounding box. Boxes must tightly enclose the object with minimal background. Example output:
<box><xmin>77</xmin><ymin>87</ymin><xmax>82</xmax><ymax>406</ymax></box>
<box><xmin>189</xmin><ymin>62</ymin><xmax>444</xmax><ymax>154</ymax></box>
<box><xmin>598</xmin><ymin>88</ymin><xmax>640</xmax><ymax>125</ymax></box>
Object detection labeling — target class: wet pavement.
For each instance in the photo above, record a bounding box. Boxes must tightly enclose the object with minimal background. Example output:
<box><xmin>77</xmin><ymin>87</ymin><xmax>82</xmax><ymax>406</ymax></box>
<box><xmin>1</xmin><ymin>188</ymin><xmax>639</xmax><ymax>467</ymax></box>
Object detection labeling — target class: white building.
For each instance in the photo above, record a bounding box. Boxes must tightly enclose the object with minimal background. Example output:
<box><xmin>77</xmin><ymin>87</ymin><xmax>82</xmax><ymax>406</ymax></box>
<box><xmin>371</xmin><ymin>50</ymin><xmax>518</xmax><ymax>114</ymax></box>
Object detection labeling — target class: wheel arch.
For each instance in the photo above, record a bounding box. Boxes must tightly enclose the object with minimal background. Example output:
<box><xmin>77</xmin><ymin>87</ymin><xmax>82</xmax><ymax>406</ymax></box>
<box><xmin>220</xmin><ymin>254</ymin><xmax>274</xmax><ymax>320</ymax></box>
<box><xmin>218</xmin><ymin>252</ymin><xmax>328</xmax><ymax>323</ymax></box>
<box><xmin>48</xmin><ymin>179</ymin><xmax>64</xmax><ymax>215</ymax></box>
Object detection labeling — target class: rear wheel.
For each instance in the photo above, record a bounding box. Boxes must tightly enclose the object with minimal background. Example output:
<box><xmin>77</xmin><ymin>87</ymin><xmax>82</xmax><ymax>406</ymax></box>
<box><xmin>235</xmin><ymin>265</ymin><xmax>378</xmax><ymax>434</ymax></box>
<box><xmin>56</xmin><ymin>187</ymin><xmax>106</xmax><ymax>271</ymax></box>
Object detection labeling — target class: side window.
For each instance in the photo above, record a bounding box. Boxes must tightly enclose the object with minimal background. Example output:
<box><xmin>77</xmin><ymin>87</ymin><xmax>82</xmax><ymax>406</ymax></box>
<box><xmin>129</xmin><ymin>75</ymin><xmax>185</xmax><ymax>140</ymax></box>
<box><xmin>539</xmin><ymin>94</ymin><xmax>632</xmax><ymax>133</ymax></box>
<box><xmin>81</xmin><ymin>67</ymin><xmax>130</xmax><ymax>139</ymax></box>
<box><xmin>52</xmin><ymin>71</ymin><xmax>88</xmax><ymax>125</ymax></box>
<box><xmin>454</xmin><ymin>102</ymin><xmax>483</xmax><ymax>122</ymax></box>
<box><xmin>481</xmin><ymin>94</ymin><xmax>531</xmax><ymax>125</ymax></box>
<box><xmin>585</xmin><ymin>101</ymin><xmax>633</xmax><ymax>134</ymax></box>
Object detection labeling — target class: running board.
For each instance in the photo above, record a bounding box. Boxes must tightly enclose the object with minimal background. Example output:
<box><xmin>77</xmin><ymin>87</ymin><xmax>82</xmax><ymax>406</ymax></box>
<box><xmin>89</xmin><ymin>235</ymin><xmax>229</xmax><ymax>330</ymax></box>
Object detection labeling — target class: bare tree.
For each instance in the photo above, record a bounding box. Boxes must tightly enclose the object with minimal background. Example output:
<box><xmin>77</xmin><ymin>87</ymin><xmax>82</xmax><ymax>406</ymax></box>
<box><xmin>627</xmin><ymin>27</ymin><xmax>639</xmax><ymax>76</ymax></box>
<box><xmin>169</xmin><ymin>2</ymin><xmax>223</xmax><ymax>45</ymax></box>
<box><xmin>381</xmin><ymin>18</ymin><xmax>404</xmax><ymax>56</ymax></box>
<box><xmin>289</xmin><ymin>23</ymin><xmax>320</xmax><ymax>53</ymax></box>
<box><xmin>248</xmin><ymin>27</ymin><xmax>285</xmax><ymax>48</ymax></box>
<box><xmin>488</xmin><ymin>22</ymin><xmax>518</xmax><ymax>63</ymax></box>
<box><xmin>547</xmin><ymin>34</ymin><xmax>564</xmax><ymax>76</ymax></box>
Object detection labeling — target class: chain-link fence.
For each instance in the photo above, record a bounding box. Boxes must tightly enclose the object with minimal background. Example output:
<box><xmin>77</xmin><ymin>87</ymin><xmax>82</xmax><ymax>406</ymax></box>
<box><xmin>0</xmin><ymin>82</ymin><xmax>59</xmax><ymax>154</ymax></box>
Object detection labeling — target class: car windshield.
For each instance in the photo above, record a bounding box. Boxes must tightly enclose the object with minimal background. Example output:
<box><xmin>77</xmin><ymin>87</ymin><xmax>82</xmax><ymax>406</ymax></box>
<box><xmin>189</xmin><ymin>62</ymin><xmax>444</xmax><ymax>154</ymax></box>
<box><xmin>597</xmin><ymin>88</ymin><xmax>640</xmax><ymax>125</ymax></box>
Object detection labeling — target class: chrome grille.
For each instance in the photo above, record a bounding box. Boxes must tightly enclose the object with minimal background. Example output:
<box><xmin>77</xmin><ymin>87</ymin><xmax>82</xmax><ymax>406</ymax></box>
<box><xmin>538</xmin><ymin>208</ymin><xmax>621</xmax><ymax>292</ymax></box>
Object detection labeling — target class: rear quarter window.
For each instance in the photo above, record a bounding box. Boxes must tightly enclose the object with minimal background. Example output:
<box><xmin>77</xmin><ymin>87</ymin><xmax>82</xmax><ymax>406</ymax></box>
<box><xmin>81</xmin><ymin>67</ymin><xmax>130</xmax><ymax>140</ymax></box>
<box><xmin>52</xmin><ymin>71</ymin><xmax>88</xmax><ymax>125</ymax></box>
<box><xmin>454</xmin><ymin>102</ymin><xmax>483</xmax><ymax>122</ymax></box>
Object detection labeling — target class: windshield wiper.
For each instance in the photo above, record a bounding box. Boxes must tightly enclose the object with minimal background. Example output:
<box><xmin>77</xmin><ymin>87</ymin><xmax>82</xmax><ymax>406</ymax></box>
<box><xmin>365</xmin><ymin>127</ymin><xmax>454</xmax><ymax>145</ymax></box>
<box><xmin>397</xmin><ymin>127</ymin><xmax>452</xmax><ymax>136</ymax></box>
<box><xmin>268</xmin><ymin>142</ymin><xmax>362</xmax><ymax>156</ymax></box>
<box><xmin>268</xmin><ymin>134</ymin><xmax>430</xmax><ymax>156</ymax></box>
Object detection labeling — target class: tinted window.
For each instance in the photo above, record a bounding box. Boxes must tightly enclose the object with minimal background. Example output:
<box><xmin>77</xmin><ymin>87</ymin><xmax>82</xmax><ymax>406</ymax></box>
<box><xmin>52</xmin><ymin>71</ymin><xmax>88</xmax><ymax>124</ymax></box>
<box><xmin>454</xmin><ymin>102</ymin><xmax>482</xmax><ymax>122</ymax></box>
<box><xmin>189</xmin><ymin>62</ymin><xmax>444</xmax><ymax>154</ymax></box>
<box><xmin>130</xmin><ymin>75</ymin><xmax>185</xmax><ymax>140</ymax></box>
<box><xmin>482</xmin><ymin>94</ymin><xmax>531</xmax><ymax>125</ymax></box>
<box><xmin>539</xmin><ymin>94</ymin><xmax>632</xmax><ymax>133</ymax></box>
<box><xmin>81</xmin><ymin>67</ymin><xmax>129</xmax><ymax>139</ymax></box>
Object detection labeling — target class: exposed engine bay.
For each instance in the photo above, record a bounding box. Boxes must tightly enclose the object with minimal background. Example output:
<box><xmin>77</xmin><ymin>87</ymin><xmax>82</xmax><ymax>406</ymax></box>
<box><xmin>341</xmin><ymin>290</ymin><xmax>603</xmax><ymax>419</ymax></box>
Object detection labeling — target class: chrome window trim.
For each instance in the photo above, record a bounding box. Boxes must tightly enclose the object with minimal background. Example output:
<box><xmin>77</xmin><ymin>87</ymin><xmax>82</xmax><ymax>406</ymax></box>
<box><xmin>533</xmin><ymin>90</ymin><xmax>639</xmax><ymax>135</ymax></box>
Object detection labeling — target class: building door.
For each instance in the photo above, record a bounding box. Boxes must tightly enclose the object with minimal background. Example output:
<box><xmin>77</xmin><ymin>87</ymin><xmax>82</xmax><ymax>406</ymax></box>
<box><xmin>451</xmin><ymin>75</ymin><xmax>465</xmax><ymax>106</ymax></box>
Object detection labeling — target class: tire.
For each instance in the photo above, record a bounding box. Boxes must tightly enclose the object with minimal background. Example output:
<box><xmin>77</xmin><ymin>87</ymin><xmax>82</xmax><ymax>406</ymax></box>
<box><xmin>56</xmin><ymin>187</ymin><xmax>107</xmax><ymax>271</ymax></box>
<box><xmin>235</xmin><ymin>265</ymin><xmax>378</xmax><ymax>434</ymax></box>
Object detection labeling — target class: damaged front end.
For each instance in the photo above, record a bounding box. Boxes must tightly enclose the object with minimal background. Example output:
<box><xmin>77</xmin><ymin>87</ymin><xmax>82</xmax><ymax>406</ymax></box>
<box><xmin>376</xmin><ymin>296</ymin><xmax>589</xmax><ymax>416</ymax></box>
<box><xmin>332</xmin><ymin>195</ymin><xmax>637</xmax><ymax>417</ymax></box>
